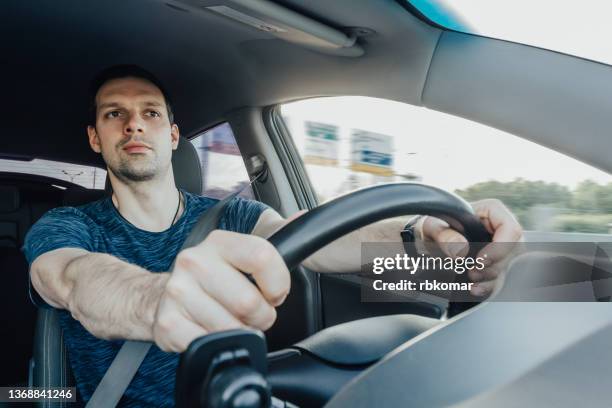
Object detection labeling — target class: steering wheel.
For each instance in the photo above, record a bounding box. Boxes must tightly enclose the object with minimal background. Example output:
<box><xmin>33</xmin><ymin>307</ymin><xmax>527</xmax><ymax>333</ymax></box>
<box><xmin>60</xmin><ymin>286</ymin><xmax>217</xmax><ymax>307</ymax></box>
<box><xmin>267</xmin><ymin>182</ymin><xmax>492</xmax><ymax>405</ymax></box>
<box><xmin>269</xmin><ymin>182</ymin><xmax>492</xmax><ymax>269</ymax></box>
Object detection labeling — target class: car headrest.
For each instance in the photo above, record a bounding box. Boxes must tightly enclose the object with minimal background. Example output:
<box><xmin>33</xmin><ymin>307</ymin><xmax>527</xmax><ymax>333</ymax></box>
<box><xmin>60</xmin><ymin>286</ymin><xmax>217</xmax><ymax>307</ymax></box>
<box><xmin>105</xmin><ymin>136</ymin><xmax>202</xmax><ymax>195</ymax></box>
<box><xmin>0</xmin><ymin>186</ymin><xmax>20</xmax><ymax>213</ymax></box>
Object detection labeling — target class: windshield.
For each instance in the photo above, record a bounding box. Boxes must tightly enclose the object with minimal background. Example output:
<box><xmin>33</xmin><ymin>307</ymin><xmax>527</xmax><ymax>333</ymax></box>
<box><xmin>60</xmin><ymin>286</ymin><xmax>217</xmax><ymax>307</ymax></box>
<box><xmin>407</xmin><ymin>0</ymin><xmax>612</xmax><ymax>66</ymax></box>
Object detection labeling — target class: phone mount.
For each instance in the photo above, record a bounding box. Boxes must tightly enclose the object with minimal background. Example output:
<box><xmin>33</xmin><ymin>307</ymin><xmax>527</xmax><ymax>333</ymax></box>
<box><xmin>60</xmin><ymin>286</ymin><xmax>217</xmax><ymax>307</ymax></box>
<box><xmin>176</xmin><ymin>329</ymin><xmax>271</xmax><ymax>408</ymax></box>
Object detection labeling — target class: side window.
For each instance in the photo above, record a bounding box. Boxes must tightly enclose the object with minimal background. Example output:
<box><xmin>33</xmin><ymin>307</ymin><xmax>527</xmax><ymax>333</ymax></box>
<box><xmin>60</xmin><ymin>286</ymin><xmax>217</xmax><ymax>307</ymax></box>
<box><xmin>0</xmin><ymin>158</ymin><xmax>106</xmax><ymax>189</ymax></box>
<box><xmin>190</xmin><ymin>123</ymin><xmax>254</xmax><ymax>199</ymax></box>
<box><xmin>280</xmin><ymin>97</ymin><xmax>612</xmax><ymax>236</ymax></box>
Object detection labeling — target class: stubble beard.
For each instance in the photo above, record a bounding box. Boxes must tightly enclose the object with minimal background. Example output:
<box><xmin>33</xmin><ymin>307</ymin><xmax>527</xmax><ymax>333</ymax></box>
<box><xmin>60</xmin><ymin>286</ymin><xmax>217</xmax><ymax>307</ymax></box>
<box><xmin>106</xmin><ymin>149</ymin><xmax>164</xmax><ymax>184</ymax></box>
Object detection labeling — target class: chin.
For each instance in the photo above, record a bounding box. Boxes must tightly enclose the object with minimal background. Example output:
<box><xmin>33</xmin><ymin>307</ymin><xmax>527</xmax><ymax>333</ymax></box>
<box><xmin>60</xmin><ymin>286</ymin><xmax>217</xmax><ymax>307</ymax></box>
<box><xmin>112</xmin><ymin>163</ymin><xmax>159</xmax><ymax>183</ymax></box>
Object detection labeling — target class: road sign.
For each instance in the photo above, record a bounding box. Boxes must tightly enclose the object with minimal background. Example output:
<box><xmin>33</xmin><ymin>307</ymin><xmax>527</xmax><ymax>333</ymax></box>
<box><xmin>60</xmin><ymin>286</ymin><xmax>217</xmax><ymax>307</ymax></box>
<box><xmin>350</xmin><ymin>129</ymin><xmax>394</xmax><ymax>176</ymax></box>
<box><xmin>304</xmin><ymin>121</ymin><xmax>339</xmax><ymax>166</ymax></box>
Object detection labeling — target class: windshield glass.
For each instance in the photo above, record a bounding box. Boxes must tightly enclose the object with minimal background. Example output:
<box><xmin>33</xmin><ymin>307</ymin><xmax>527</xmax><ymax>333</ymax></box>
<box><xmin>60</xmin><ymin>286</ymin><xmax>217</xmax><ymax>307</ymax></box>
<box><xmin>407</xmin><ymin>0</ymin><xmax>612</xmax><ymax>66</ymax></box>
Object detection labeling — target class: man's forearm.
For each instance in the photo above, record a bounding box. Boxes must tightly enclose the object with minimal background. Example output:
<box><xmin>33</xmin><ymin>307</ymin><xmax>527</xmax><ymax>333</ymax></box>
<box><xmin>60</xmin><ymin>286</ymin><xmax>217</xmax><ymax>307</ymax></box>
<box><xmin>64</xmin><ymin>253</ymin><xmax>169</xmax><ymax>341</ymax></box>
<box><xmin>303</xmin><ymin>218</ymin><xmax>409</xmax><ymax>273</ymax></box>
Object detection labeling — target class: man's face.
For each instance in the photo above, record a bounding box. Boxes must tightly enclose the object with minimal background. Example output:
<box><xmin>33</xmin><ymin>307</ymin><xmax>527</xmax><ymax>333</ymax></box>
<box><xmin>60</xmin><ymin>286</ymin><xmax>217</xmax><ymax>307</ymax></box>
<box><xmin>87</xmin><ymin>77</ymin><xmax>179</xmax><ymax>184</ymax></box>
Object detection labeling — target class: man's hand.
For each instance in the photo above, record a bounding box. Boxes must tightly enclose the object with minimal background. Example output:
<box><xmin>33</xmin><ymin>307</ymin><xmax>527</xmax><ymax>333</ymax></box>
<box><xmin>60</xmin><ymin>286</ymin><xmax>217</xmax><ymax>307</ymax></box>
<box><xmin>419</xmin><ymin>198</ymin><xmax>523</xmax><ymax>297</ymax></box>
<box><xmin>153</xmin><ymin>230</ymin><xmax>290</xmax><ymax>353</ymax></box>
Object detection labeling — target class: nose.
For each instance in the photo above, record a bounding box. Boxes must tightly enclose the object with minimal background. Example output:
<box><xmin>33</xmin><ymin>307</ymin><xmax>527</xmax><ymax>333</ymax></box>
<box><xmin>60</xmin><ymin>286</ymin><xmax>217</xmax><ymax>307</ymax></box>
<box><xmin>123</xmin><ymin>113</ymin><xmax>144</xmax><ymax>135</ymax></box>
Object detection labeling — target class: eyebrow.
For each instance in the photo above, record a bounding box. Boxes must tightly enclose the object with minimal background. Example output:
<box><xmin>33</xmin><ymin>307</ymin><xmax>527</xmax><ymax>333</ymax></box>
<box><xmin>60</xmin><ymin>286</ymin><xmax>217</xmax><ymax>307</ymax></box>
<box><xmin>98</xmin><ymin>101</ymin><xmax>164</xmax><ymax>110</ymax></box>
<box><xmin>97</xmin><ymin>102</ymin><xmax>121</xmax><ymax>110</ymax></box>
<box><xmin>144</xmin><ymin>101</ymin><xmax>164</xmax><ymax>107</ymax></box>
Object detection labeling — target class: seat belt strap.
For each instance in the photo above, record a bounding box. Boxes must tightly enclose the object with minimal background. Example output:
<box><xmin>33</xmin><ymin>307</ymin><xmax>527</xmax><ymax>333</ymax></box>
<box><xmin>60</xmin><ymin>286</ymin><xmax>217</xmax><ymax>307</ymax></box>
<box><xmin>85</xmin><ymin>187</ymin><xmax>247</xmax><ymax>408</ymax></box>
<box><xmin>84</xmin><ymin>341</ymin><xmax>152</xmax><ymax>408</ymax></box>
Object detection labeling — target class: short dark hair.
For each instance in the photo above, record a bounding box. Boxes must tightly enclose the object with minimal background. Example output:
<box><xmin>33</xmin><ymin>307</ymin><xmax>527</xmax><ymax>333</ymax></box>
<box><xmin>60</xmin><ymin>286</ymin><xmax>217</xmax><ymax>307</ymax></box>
<box><xmin>89</xmin><ymin>64</ymin><xmax>174</xmax><ymax>125</ymax></box>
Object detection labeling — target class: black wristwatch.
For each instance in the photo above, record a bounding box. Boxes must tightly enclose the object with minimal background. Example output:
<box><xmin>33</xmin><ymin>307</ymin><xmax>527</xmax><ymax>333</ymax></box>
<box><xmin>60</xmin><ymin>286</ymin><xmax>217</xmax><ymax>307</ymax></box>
<box><xmin>401</xmin><ymin>215</ymin><xmax>422</xmax><ymax>255</ymax></box>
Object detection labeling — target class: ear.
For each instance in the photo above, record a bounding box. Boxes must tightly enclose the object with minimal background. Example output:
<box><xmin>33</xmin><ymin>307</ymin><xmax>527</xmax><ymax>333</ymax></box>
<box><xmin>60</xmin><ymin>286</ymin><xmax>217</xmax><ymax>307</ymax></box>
<box><xmin>171</xmin><ymin>124</ymin><xmax>180</xmax><ymax>150</ymax></box>
<box><xmin>87</xmin><ymin>126</ymin><xmax>102</xmax><ymax>153</ymax></box>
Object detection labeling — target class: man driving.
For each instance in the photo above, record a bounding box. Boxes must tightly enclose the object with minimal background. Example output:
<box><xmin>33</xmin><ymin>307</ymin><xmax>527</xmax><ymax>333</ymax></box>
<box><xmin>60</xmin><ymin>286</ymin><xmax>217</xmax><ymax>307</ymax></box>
<box><xmin>24</xmin><ymin>65</ymin><xmax>522</xmax><ymax>406</ymax></box>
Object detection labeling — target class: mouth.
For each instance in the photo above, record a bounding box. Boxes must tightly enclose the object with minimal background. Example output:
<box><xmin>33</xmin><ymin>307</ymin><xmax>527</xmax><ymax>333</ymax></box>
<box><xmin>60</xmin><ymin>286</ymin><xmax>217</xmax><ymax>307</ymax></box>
<box><xmin>122</xmin><ymin>143</ymin><xmax>152</xmax><ymax>154</ymax></box>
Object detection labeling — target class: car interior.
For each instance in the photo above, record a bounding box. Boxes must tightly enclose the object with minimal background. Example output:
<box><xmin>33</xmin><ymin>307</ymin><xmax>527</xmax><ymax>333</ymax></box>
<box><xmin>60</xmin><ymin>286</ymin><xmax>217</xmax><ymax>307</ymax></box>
<box><xmin>2</xmin><ymin>0</ymin><xmax>612</xmax><ymax>407</ymax></box>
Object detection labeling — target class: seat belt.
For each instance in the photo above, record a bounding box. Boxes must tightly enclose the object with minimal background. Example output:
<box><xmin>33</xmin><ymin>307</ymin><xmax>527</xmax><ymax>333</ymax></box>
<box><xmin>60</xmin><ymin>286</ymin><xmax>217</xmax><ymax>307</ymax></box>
<box><xmin>85</xmin><ymin>187</ymin><xmax>248</xmax><ymax>408</ymax></box>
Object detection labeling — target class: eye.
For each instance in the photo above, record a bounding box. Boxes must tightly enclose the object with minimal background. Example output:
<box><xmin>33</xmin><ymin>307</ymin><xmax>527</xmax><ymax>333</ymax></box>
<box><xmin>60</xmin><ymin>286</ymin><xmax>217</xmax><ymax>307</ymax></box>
<box><xmin>146</xmin><ymin>110</ymin><xmax>161</xmax><ymax>118</ymax></box>
<box><xmin>104</xmin><ymin>110</ymin><xmax>121</xmax><ymax>119</ymax></box>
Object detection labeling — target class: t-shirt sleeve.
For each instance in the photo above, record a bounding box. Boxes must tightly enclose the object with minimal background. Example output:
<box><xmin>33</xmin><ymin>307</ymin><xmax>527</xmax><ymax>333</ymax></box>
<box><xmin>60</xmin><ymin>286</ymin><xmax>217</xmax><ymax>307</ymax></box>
<box><xmin>222</xmin><ymin>197</ymin><xmax>270</xmax><ymax>234</ymax></box>
<box><xmin>23</xmin><ymin>207</ymin><xmax>95</xmax><ymax>265</ymax></box>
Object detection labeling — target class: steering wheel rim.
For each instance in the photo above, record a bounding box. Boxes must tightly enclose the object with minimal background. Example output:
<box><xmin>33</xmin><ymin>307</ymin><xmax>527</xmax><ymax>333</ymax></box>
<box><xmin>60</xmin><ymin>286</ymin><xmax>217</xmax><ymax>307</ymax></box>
<box><xmin>268</xmin><ymin>182</ymin><xmax>492</xmax><ymax>270</ymax></box>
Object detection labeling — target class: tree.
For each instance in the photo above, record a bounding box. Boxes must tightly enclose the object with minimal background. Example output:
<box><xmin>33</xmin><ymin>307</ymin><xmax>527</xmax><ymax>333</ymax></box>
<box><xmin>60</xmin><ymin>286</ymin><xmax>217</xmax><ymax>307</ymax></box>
<box><xmin>571</xmin><ymin>180</ymin><xmax>600</xmax><ymax>211</ymax></box>
<box><xmin>570</xmin><ymin>180</ymin><xmax>612</xmax><ymax>213</ymax></box>
<box><xmin>455</xmin><ymin>178</ymin><xmax>571</xmax><ymax>212</ymax></box>
<box><xmin>455</xmin><ymin>179</ymin><xmax>573</xmax><ymax>230</ymax></box>
<box><xmin>455</xmin><ymin>178</ymin><xmax>611</xmax><ymax>233</ymax></box>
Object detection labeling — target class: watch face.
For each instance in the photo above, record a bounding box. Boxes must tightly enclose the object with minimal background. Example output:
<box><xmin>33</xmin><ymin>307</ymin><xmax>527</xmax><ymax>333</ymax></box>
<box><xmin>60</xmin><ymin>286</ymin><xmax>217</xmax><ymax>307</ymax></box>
<box><xmin>401</xmin><ymin>228</ymin><xmax>415</xmax><ymax>243</ymax></box>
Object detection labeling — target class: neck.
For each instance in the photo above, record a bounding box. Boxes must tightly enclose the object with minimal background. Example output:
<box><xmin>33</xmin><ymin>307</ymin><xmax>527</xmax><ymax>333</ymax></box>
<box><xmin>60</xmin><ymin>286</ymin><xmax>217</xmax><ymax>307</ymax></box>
<box><xmin>109</xmin><ymin>170</ymin><xmax>184</xmax><ymax>232</ymax></box>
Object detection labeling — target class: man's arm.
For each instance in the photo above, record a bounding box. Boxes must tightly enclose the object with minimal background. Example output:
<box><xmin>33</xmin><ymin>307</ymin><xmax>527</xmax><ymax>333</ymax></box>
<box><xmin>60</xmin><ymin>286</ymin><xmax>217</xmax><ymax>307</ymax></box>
<box><xmin>252</xmin><ymin>209</ymin><xmax>415</xmax><ymax>273</ymax></box>
<box><xmin>31</xmin><ymin>249</ymin><xmax>169</xmax><ymax>341</ymax></box>
<box><xmin>30</xmin><ymin>229</ymin><xmax>291</xmax><ymax>353</ymax></box>
<box><xmin>252</xmin><ymin>198</ymin><xmax>523</xmax><ymax>296</ymax></box>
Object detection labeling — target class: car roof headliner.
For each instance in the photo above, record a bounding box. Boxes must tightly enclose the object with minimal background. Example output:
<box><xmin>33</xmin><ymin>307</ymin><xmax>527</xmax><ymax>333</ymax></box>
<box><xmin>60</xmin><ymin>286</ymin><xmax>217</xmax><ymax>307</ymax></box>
<box><xmin>1</xmin><ymin>0</ymin><xmax>440</xmax><ymax>167</ymax></box>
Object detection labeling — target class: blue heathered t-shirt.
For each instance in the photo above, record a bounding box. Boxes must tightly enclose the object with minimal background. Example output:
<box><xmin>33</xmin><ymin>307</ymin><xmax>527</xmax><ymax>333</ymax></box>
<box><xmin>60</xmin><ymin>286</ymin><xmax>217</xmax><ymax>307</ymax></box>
<box><xmin>23</xmin><ymin>191</ymin><xmax>268</xmax><ymax>407</ymax></box>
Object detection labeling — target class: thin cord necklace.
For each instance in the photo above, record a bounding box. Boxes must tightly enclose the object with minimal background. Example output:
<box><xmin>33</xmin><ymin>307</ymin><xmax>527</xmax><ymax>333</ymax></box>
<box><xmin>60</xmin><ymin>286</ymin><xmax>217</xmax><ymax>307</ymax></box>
<box><xmin>112</xmin><ymin>188</ymin><xmax>182</xmax><ymax>228</ymax></box>
<box><xmin>170</xmin><ymin>188</ymin><xmax>182</xmax><ymax>226</ymax></box>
